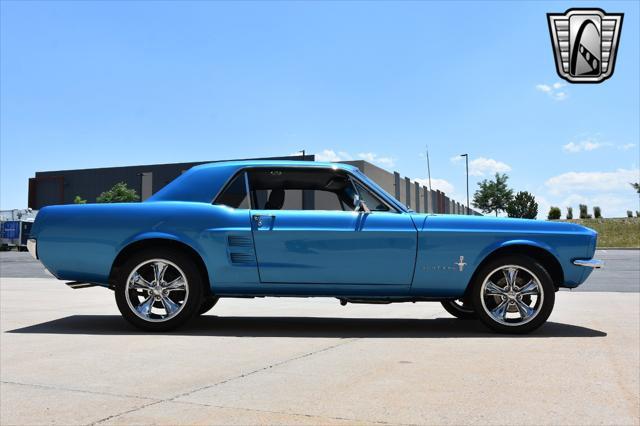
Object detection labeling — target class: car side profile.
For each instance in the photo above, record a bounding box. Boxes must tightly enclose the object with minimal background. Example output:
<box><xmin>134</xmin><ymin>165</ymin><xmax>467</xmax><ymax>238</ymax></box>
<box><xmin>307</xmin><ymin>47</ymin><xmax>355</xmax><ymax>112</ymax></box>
<box><xmin>28</xmin><ymin>160</ymin><xmax>602</xmax><ymax>333</ymax></box>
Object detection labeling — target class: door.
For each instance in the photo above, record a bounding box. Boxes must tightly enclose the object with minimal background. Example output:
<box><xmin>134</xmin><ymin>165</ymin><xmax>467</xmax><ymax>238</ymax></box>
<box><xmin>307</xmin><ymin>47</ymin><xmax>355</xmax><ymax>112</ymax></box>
<box><xmin>247</xmin><ymin>167</ymin><xmax>418</xmax><ymax>285</ymax></box>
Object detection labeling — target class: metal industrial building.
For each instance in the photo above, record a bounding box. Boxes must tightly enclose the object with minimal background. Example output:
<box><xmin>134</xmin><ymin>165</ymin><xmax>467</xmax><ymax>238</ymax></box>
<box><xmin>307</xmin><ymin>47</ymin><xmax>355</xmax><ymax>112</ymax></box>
<box><xmin>28</xmin><ymin>155</ymin><xmax>479</xmax><ymax>215</ymax></box>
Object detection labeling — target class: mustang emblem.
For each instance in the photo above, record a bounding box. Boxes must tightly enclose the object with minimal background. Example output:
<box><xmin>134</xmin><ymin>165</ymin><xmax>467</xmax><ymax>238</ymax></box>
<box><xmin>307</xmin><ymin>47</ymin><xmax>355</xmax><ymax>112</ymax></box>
<box><xmin>455</xmin><ymin>256</ymin><xmax>467</xmax><ymax>272</ymax></box>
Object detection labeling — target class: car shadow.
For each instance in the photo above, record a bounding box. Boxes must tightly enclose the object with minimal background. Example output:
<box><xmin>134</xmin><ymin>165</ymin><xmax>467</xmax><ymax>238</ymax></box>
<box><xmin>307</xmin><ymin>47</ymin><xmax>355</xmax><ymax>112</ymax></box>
<box><xmin>5</xmin><ymin>315</ymin><xmax>607</xmax><ymax>338</ymax></box>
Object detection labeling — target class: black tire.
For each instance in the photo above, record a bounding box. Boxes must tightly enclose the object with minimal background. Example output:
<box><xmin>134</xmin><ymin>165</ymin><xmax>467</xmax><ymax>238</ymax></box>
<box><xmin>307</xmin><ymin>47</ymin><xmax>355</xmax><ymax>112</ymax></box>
<box><xmin>198</xmin><ymin>296</ymin><xmax>219</xmax><ymax>316</ymax></box>
<box><xmin>471</xmin><ymin>255</ymin><xmax>555</xmax><ymax>334</ymax></box>
<box><xmin>441</xmin><ymin>299</ymin><xmax>477</xmax><ymax>319</ymax></box>
<box><xmin>114</xmin><ymin>248</ymin><xmax>204</xmax><ymax>331</ymax></box>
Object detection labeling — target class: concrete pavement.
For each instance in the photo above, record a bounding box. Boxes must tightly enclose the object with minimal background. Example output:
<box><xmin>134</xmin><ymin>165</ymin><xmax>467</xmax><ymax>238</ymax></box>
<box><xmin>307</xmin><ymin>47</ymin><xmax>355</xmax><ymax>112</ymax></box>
<box><xmin>1</xmin><ymin>277</ymin><xmax>638</xmax><ymax>425</ymax></box>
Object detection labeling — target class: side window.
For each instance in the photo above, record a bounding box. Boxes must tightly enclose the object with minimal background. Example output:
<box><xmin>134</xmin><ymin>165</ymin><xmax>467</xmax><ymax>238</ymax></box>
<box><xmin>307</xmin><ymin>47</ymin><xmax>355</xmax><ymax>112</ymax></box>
<box><xmin>214</xmin><ymin>172</ymin><xmax>249</xmax><ymax>209</ymax></box>
<box><xmin>247</xmin><ymin>168</ymin><xmax>358</xmax><ymax>211</ymax></box>
<box><xmin>354</xmin><ymin>181</ymin><xmax>390</xmax><ymax>212</ymax></box>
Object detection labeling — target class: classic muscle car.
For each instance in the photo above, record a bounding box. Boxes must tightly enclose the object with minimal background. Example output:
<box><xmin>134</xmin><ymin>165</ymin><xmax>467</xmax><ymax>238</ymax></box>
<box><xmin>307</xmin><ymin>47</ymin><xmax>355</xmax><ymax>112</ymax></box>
<box><xmin>28</xmin><ymin>160</ymin><xmax>602</xmax><ymax>333</ymax></box>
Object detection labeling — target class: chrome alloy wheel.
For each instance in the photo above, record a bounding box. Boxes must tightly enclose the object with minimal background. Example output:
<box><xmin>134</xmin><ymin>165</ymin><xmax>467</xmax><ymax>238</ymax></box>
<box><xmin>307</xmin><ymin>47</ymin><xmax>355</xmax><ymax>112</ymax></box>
<box><xmin>479</xmin><ymin>265</ymin><xmax>543</xmax><ymax>326</ymax></box>
<box><xmin>125</xmin><ymin>259</ymin><xmax>189</xmax><ymax>322</ymax></box>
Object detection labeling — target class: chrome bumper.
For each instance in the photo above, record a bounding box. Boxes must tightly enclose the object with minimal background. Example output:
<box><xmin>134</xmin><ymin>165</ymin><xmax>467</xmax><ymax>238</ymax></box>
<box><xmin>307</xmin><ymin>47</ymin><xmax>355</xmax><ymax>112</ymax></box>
<box><xmin>27</xmin><ymin>238</ymin><xmax>37</xmax><ymax>260</ymax></box>
<box><xmin>573</xmin><ymin>259</ymin><xmax>604</xmax><ymax>269</ymax></box>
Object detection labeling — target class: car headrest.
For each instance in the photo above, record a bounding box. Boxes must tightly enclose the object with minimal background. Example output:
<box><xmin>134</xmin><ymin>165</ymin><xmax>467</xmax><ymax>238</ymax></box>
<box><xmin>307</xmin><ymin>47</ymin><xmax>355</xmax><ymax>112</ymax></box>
<box><xmin>265</xmin><ymin>189</ymin><xmax>285</xmax><ymax>210</ymax></box>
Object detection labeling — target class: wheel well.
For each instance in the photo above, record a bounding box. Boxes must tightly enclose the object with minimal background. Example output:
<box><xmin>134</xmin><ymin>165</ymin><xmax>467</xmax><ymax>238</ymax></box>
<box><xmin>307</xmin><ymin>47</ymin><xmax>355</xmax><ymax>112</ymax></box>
<box><xmin>109</xmin><ymin>238</ymin><xmax>212</xmax><ymax>296</ymax></box>
<box><xmin>465</xmin><ymin>244</ymin><xmax>564</xmax><ymax>296</ymax></box>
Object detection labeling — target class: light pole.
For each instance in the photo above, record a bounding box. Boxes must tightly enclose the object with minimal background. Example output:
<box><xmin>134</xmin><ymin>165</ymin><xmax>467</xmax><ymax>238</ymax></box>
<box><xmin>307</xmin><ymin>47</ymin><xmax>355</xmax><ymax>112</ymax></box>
<box><xmin>460</xmin><ymin>154</ymin><xmax>469</xmax><ymax>214</ymax></box>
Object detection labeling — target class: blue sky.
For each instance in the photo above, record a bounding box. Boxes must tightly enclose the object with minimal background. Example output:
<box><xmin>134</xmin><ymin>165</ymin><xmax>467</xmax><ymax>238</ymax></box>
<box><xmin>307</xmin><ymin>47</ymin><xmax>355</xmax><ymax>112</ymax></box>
<box><xmin>1</xmin><ymin>1</ymin><xmax>638</xmax><ymax>217</ymax></box>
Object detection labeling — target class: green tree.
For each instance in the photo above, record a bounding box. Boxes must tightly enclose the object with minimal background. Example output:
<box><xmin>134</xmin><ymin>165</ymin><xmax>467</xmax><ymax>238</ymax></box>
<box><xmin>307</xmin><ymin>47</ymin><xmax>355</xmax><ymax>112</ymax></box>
<box><xmin>472</xmin><ymin>173</ymin><xmax>514</xmax><ymax>216</ymax></box>
<box><xmin>566</xmin><ymin>207</ymin><xmax>573</xmax><ymax>220</ymax></box>
<box><xmin>73</xmin><ymin>195</ymin><xmax>87</xmax><ymax>204</ymax></box>
<box><xmin>96</xmin><ymin>182</ymin><xmax>140</xmax><ymax>203</ymax></box>
<box><xmin>548</xmin><ymin>206</ymin><xmax>561</xmax><ymax>220</ymax></box>
<box><xmin>506</xmin><ymin>191</ymin><xmax>538</xmax><ymax>219</ymax></box>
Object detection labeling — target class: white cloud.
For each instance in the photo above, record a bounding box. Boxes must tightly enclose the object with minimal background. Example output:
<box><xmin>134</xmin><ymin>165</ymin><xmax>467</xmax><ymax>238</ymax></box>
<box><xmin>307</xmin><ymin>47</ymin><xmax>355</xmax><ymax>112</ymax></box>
<box><xmin>451</xmin><ymin>156</ymin><xmax>512</xmax><ymax>177</ymax></box>
<box><xmin>414</xmin><ymin>177</ymin><xmax>454</xmax><ymax>195</ymax></box>
<box><xmin>562</xmin><ymin>136</ymin><xmax>638</xmax><ymax>153</ymax></box>
<box><xmin>562</xmin><ymin>139</ymin><xmax>610</xmax><ymax>153</ymax></box>
<box><xmin>313</xmin><ymin>149</ymin><xmax>395</xmax><ymax>168</ymax></box>
<box><xmin>619</xmin><ymin>143</ymin><xmax>637</xmax><ymax>151</ymax></box>
<box><xmin>314</xmin><ymin>149</ymin><xmax>353</xmax><ymax>162</ymax></box>
<box><xmin>357</xmin><ymin>152</ymin><xmax>396</xmax><ymax>168</ymax></box>
<box><xmin>545</xmin><ymin>168</ymin><xmax>640</xmax><ymax>195</ymax></box>
<box><xmin>536</xmin><ymin>81</ymin><xmax>568</xmax><ymax>101</ymax></box>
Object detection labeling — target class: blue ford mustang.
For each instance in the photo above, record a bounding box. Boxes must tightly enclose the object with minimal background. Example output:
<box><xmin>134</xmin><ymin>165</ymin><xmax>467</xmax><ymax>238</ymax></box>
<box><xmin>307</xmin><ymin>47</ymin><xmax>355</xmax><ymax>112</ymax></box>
<box><xmin>28</xmin><ymin>160</ymin><xmax>602</xmax><ymax>333</ymax></box>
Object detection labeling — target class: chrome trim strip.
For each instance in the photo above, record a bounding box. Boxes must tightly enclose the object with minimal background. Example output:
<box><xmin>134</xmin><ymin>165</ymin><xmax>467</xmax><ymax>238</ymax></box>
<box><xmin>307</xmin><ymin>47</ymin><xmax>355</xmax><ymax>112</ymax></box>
<box><xmin>27</xmin><ymin>238</ymin><xmax>37</xmax><ymax>260</ymax></box>
<box><xmin>573</xmin><ymin>259</ymin><xmax>604</xmax><ymax>269</ymax></box>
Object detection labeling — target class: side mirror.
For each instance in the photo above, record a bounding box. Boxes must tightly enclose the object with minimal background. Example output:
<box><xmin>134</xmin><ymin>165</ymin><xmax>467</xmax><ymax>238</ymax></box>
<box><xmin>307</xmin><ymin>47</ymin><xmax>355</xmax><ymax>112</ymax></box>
<box><xmin>354</xmin><ymin>195</ymin><xmax>371</xmax><ymax>213</ymax></box>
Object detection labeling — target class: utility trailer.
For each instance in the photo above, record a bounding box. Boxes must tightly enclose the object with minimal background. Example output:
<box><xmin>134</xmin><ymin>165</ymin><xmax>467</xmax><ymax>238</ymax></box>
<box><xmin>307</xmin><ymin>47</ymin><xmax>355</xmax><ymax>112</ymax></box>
<box><xmin>1</xmin><ymin>209</ymin><xmax>37</xmax><ymax>251</ymax></box>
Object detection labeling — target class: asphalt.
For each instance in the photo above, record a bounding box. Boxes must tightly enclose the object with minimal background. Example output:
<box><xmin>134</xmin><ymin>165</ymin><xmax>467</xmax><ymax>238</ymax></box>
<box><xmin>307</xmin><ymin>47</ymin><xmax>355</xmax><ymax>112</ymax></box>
<box><xmin>0</xmin><ymin>278</ymin><xmax>638</xmax><ymax>425</ymax></box>
<box><xmin>1</xmin><ymin>249</ymin><xmax>637</xmax><ymax>292</ymax></box>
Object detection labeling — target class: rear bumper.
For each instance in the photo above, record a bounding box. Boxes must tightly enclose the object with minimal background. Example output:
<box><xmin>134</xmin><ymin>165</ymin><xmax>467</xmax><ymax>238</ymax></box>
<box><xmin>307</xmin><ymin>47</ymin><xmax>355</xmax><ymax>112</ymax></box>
<box><xmin>26</xmin><ymin>238</ymin><xmax>56</xmax><ymax>278</ymax></box>
<box><xmin>573</xmin><ymin>259</ymin><xmax>604</xmax><ymax>269</ymax></box>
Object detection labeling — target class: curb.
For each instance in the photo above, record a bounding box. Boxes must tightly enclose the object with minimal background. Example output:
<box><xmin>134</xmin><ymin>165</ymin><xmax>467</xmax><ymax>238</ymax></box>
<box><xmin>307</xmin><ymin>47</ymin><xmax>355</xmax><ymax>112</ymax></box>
<box><xmin>597</xmin><ymin>247</ymin><xmax>640</xmax><ymax>250</ymax></box>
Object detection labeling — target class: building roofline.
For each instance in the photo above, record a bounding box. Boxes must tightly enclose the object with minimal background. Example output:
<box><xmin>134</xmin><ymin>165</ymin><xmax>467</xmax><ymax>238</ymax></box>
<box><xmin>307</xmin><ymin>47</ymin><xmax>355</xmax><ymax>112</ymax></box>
<box><xmin>34</xmin><ymin>155</ymin><xmax>315</xmax><ymax>175</ymax></box>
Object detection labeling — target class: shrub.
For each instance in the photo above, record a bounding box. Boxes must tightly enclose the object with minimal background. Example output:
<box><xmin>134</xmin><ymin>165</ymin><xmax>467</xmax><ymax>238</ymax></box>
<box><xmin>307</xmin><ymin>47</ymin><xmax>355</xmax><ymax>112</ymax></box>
<box><xmin>593</xmin><ymin>206</ymin><xmax>602</xmax><ymax>218</ymax></box>
<box><xmin>506</xmin><ymin>191</ymin><xmax>538</xmax><ymax>219</ymax></box>
<box><xmin>96</xmin><ymin>182</ymin><xmax>140</xmax><ymax>203</ymax></box>
<box><xmin>579</xmin><ymin>204</ymin><xmax>589</xmax><ymax>219</ymax></box>
<box><xmin>73</xmin><ymin>195</ymin><xmax>87</xmax><ymax>204</ymax></box>
<box><xmin>566</xmin><ymin>207</ymin><xmax>573</xmax><ymax>220</ymax></box>
<box><xmin>548</xmin><ymin>206</ymin><xmax>561</xmax><ymax>220</ymax></box>
<box><xmin>627</xmin><ymin>210</ymin><xmax>633</xmax><ymax>218</ymax></box>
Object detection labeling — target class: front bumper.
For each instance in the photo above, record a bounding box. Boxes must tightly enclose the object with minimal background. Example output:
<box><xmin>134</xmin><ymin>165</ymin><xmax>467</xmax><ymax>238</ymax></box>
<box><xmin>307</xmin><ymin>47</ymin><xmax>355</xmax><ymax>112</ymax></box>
<box><xmin>573</xmin><ymin>259</ymin><xmax>604</xmax><ymax>268</ymax></box>
<box><xmin>27</xmin><ymin>238</ymin><xmax>37</xmax><ymax>260</ymax></box>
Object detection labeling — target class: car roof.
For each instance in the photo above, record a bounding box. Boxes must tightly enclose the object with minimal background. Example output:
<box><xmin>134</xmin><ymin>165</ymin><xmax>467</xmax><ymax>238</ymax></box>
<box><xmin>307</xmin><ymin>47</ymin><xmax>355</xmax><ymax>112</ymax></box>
<box><xmin>190</xmin><ymin>160</ymin><xmax>359</xmax><ymax>172</ymax></box>
<box><xmin>148</xmin><ymin>160</ymin><xmax>361</xmax><ymax>204</ymax></box>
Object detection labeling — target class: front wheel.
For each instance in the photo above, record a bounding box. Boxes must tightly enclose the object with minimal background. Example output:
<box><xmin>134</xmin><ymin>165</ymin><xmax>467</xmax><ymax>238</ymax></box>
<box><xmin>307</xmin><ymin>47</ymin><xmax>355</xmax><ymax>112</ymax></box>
<box><xmin>441</xmin><ymin>299</ymin><xmax>477</xmax><ymax>319</ymax></box>
<box><xmin>471</xmin><ymin>256</ymin><xmax>555</xmax><ymax>334</ymax></box>
<box><xmin>114</xmin><ymin>248</ymin><xmax>203</xmax><ymax>331</ymax></box>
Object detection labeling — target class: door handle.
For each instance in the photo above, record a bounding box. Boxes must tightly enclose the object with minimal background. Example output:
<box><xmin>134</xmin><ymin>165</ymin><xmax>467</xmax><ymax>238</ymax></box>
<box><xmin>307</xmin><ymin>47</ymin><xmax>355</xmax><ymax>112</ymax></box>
<box><xmin>253</xmin><ymin>214</ymin><xmax>275</xmax><ymax>228</ymax></box>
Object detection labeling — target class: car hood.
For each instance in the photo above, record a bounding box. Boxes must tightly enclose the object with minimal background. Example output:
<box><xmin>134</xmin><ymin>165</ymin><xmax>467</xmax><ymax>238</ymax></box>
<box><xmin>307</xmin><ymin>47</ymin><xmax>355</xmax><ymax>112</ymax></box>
<box><xmin>410</xmin><ymin>213</ymin><xmax>597</xmax><ymax>236</ymax></box>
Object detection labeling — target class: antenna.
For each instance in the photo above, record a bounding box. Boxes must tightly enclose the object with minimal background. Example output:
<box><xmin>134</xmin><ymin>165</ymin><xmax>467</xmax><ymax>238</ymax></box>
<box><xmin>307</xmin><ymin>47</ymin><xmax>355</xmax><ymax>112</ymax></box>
<box><xmin>426</xmin><ymin>145</ymin><xmax>432</xmax><ymax>191</ymax></box>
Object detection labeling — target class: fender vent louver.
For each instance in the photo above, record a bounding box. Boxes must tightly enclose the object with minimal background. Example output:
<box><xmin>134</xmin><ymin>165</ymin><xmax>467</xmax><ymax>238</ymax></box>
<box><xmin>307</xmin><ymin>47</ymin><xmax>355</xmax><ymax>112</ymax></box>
<box><xmin>230</xmin><ymin>252</ymin><xmax>256</xmax><ymax>264</ymax></box>
<box><xmin>227</xmin><ymin>235</ymin><xmax>256</xmax><ymax>265</ymax></box>
<box><xmin>228</xmin><ymin>235</ymin><xmax>253</xmax><ymax>248</ymax></box>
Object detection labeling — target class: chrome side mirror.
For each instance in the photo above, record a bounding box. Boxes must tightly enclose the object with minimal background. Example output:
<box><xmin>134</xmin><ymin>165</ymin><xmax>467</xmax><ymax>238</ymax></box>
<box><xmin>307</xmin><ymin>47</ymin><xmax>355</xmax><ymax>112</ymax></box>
<box><xmin>354</xmin><ymin>195</ymin><xmax>371</xmax><ymax>213</ymax></box>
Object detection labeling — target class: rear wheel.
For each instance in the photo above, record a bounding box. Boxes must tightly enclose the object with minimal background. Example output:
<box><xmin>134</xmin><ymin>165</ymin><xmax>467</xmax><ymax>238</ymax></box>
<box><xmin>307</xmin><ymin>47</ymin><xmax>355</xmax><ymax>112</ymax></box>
<box><xmin>114</xmin><ymin>248</ymin><xmax>203</xmax><ymax>331</ymax></box>
<box><xmin>472</xmin><ymin>255</ymin><xmax>555</xmax><ymax>334</ymax></box>
<box><xmin>198</xmin><ymin>296</ymin><xmax>219</xmax><ymax>315</ymax></box>
<box><xmin>440</xmin><ymin>299</ymin><xmax>477</xmax><ymax>319</ymax></box>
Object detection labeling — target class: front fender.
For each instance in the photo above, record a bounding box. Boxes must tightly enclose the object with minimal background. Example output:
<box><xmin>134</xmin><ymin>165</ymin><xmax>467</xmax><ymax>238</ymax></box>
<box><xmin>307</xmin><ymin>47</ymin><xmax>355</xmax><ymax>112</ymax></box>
<box><xmin>473</xmin><ymin>239</ymin><xmax>561</xmax><ymax>268</ymax></box>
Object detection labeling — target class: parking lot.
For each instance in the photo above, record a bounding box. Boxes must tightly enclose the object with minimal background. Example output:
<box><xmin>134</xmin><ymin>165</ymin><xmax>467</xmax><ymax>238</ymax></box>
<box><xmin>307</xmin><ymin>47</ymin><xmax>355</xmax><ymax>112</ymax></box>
<box><xmin>1</xmin><ymin>251</ymin><xmax>639</xmax><ymax>425</ymax></box>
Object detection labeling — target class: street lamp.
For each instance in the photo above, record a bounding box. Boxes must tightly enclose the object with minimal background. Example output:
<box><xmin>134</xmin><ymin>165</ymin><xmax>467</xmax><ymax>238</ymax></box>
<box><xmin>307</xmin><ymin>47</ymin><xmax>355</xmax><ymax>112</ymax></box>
<box><xmin>460</xmin><ymin>154</ymin><xmax>469</xmax><ymax>214</ymax></box>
